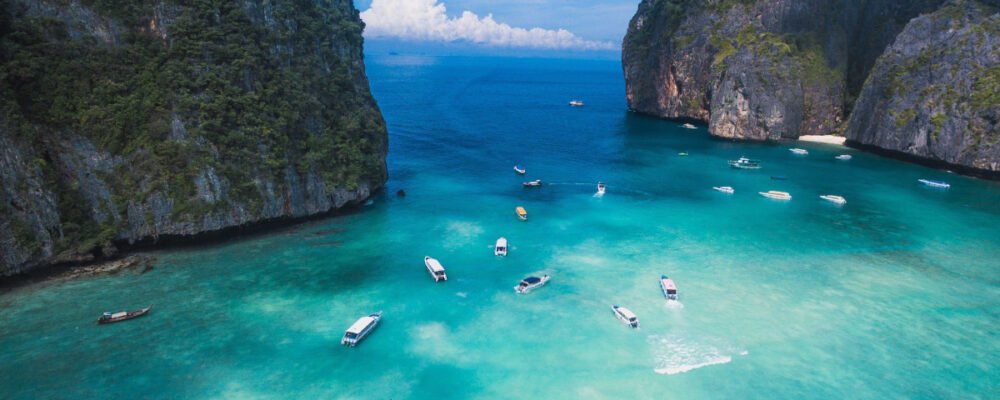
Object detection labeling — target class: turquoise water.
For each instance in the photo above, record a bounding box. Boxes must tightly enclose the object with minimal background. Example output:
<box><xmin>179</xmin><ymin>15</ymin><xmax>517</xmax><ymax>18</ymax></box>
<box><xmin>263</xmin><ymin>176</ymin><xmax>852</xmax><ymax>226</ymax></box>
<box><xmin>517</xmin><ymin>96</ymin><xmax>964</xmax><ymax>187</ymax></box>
<box><xmin>2</xmin><ymin>55</ymin><xmax>1000</xmax><ymax>399</ymax></box>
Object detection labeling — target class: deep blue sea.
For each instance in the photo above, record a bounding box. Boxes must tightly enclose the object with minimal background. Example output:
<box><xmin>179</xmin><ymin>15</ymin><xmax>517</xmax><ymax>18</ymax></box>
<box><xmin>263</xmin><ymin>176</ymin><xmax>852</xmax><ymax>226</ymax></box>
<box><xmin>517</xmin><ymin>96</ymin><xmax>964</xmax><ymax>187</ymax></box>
<box><xmin>2</xmin><ymin>55</ymin><xmax>999</xmax><ymax>399</ymax></box>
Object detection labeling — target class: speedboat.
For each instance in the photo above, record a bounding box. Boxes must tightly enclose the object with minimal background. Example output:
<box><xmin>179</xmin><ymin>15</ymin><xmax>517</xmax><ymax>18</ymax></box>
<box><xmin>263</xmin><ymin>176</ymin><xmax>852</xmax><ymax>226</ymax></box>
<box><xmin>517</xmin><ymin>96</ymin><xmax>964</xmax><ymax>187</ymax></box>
<box><xmin>678</xmin><ymin>152</ymin><xmax>689</xmax><ymax>156</ymax></box>
<box><xmin>513</xmin><ymin>164</ymin><xmax>526</xmax><ymax>175</ymax></box>
<box><xmin>515</xmin><ymin>206</ymin><xmax>528</xmax><ymax>221</ymax></box>
<box><xmin>341</xmin><ymin>311</ymin><xmax>382</xmax><ymax>347</ymax></box>
<box><xmin>522</xmin><ymin>179</ymin><xmax>542</xmax><ymax>187</ymax></box>
<box><xmin>713</xmin><ymin>186</ymin><xmax>735</xmax><ymax>194</ymax></box>
<box><xmin>728</xmin><ymin>157</ymin><xmax>761</xmax><ymax>169</ymax></box>
<box><xmin>660</xmin><ymin>275</ymin><xmax>678</xmax><ymax>300</ymax></box>
<box><xmin>596</xmin><ymin>182</ymin><xmax>606</xmax><ymax>196</ymax></box>
<box><xmin>918</xmin><ymin>179</ymin><xmax>950</xmax><ymax>188</ymax></box>
<box><xmin>495</xmin><ymin>237</ymin><xmax>508</xmax><ymax>256</ymax></box>
<box><xmin>836</xmin><ymin>154</ymin><xmax>852</xmax><ymax>160</ymax></box>
<box><xmin>759</xmin><ymin>190</ymin><xmax>792</xmax><ymax>200</ymax></box>
<box><xmin>820</xmin><ymin>195</ymin><xmax>847</xmax><ymax>205</ymax></box>
<box><xmin>611</xmin><ymin>305</ymin><xmax>639</xmax><ymax>328</ymax></box>
<box><xmin>569</xmin><ymin>100</ymin><xmax>585</xmax><ymax>107</ymax></box>
<box><xmin>790</xmin><ymin>148</ymin><xmax>809</xmax><ymax>155</ymax></box>
<box><xmin>681</xmin><ymin>123</ymin><xmax>696</xmax><ymax>129</ymax></box>
<box><xmin>98</xmin><ymin>306</ymin><xmax>151</xmax><ymax>325</ymax></box>
<box><xmin>424</xmin><ymin>256</ymin><xmax>448</xmax><ymax>282</ymax></box>
<box><xmin>514</xmin><ymin>275</ymin><xmax>550</xmax><ymax>294</ymax></box>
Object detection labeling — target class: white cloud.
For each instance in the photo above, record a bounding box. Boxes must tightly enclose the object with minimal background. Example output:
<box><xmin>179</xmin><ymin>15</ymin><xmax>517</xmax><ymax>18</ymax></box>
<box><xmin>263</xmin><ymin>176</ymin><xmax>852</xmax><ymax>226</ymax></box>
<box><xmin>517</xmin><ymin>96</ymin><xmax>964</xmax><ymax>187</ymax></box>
<box><xmin>359</xmin><ymin>0</ymin><xmax>614</xmax><ymax>50</ymax></box>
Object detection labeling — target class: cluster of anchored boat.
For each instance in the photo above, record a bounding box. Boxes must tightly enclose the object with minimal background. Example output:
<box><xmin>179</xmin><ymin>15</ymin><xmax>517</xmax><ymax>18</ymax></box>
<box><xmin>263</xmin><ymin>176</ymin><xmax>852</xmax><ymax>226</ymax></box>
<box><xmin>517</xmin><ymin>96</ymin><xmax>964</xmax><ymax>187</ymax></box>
<box><xmin>717</xmin><ymin>149</ymin><xmax>951</xmax><ymax>205</ymax></box>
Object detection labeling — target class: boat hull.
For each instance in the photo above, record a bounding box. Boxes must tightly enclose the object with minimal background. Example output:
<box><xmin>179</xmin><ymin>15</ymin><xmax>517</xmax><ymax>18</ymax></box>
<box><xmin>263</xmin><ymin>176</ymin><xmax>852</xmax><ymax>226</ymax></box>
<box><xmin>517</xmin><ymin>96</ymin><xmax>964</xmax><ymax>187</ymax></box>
<box><xmin>98</xmin><ymin>306</ymin><xmax>151</xmax><ymax>325</ymax></box>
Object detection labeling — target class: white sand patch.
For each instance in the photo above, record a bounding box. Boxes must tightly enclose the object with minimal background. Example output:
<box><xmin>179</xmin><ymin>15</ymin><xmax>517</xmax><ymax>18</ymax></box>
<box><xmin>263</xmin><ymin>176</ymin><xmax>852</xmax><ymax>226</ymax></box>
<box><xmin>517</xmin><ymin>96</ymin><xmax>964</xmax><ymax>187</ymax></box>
<box><xmin>798</xmin><ymin>135</ymin><xmax>846</xmax><ymax>145</ymax></box>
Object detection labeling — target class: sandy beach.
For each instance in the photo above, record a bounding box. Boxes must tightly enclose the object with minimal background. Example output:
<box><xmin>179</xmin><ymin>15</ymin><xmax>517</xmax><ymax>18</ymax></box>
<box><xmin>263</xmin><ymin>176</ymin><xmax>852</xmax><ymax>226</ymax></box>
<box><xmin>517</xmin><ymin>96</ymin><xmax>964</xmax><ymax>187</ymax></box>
<box><xmin>798</xmin><ymin>135</ymin><xmax>847</xmax><ymax>145</ymax></box>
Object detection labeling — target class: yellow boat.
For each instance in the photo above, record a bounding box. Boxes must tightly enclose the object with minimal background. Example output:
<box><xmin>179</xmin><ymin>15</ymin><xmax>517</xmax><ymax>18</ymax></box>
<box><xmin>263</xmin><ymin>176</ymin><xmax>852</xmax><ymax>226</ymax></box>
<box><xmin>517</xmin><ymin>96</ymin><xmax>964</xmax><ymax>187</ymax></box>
<box><xmin>515</xmin><ymin>206</ymin><xmax>528</xmax><ymax>221</ymax></box>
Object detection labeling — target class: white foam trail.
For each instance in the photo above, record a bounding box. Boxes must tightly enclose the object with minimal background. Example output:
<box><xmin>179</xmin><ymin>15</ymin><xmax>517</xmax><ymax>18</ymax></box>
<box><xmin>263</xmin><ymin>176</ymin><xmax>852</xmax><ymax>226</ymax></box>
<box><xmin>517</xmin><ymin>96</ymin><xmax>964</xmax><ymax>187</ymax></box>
<box><xmin>654</xmin><ymin>356</ymin><xmax>732</xmax><ymax>375</ymax></box>
<box><xmin>456</xmin><ymin>292</ymin><xmax>468</xmax><ymax>298</ymax></box>
<box><xmin>664</xmin><ymin>300</ymin><xmax>684</xmax><ymax>309</ymax></box>
<box><xmin>649</xmin><ymin>334</ymin><xmax>742</xmax><ymax>375</ymax></box>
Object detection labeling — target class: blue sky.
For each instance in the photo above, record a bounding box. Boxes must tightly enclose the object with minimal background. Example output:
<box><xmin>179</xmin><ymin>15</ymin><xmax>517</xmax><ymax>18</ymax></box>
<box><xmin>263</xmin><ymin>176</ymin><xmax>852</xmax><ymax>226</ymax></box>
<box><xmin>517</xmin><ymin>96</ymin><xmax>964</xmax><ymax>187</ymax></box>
<box><xmin>352</xmin><ymin>0</ymin><xmax>638</xmax><ymax>52</ymax></box>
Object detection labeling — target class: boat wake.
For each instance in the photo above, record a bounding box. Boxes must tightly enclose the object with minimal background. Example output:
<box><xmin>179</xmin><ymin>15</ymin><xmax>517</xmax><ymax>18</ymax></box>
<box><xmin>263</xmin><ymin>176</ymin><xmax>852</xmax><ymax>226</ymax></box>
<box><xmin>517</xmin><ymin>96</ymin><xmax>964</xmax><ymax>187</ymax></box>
<box><xmin>664</xmin><ymin>300</ymin><xmax>684</xmax><ymax>309</ymax></box>
<box><xmin>648</xmin><ymin>334</ymin><xmax>743</xmax><ymax>375</ymax></box>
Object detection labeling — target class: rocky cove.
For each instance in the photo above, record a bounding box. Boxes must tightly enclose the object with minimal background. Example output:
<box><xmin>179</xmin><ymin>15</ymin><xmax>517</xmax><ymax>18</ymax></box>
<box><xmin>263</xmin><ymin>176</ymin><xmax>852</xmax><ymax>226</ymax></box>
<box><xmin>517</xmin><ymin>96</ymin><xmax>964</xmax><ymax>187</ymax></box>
<box><xmin>622</xmin><ymin>0</ymin><xmax>999</xmax><ymax>177</ymax></box>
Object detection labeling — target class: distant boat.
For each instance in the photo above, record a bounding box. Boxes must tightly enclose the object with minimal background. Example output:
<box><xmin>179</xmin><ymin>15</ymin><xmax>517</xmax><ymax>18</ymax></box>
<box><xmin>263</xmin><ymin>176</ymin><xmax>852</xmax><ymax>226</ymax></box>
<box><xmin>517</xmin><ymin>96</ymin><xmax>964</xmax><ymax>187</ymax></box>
<box><xmin>611</xmin><ymin>305</ymin><xmax>639</xmax><ymax>328</ymax></box>
<box><xmin>513</xmin><ymin>165</ymin><xmax>526</xmax><ymax>175</ymax></box>
<box><xmin>596</xmin><ymin>182</ymin><xmax>606</xmax><ymax>196</ymax></box>
<box><xmin>341</xmin><ymin>311</ymin><xmax>382</xmax><ymax>347</ymax></box>
<box><xmin>681</xmin><ymin>123</ymin><xmax>696</xmax><ymax>129</ymax></box>
<box><xmin>569</xmin><ymin>100</ymin><xmax>585</xmax><ymax>107</ymax></box>
<box><xmin>713</xmin><ymin>186</ymin><xmax>735</xmax><ymax>194</ymax></box>
<box><xmin>495</xmin><ymin>237</ymin><xmax>508</xmax><ymax>256</ymax></box>
<box><xmin>514</xmin><ymin>275</ymin><xmax>550</xmax><ymax>294</ymax></box>
<box><xmin>522</xmin><ymin>179</ymin><xmax>542</xmax><ymax>187</ymax></box>
<box><xmin>424</xmin><ymin>256</ymin><xmax>448</xmax><ymax>282</ymax></box>
<box><xmin>759</xmin><ymin>190</ymin><xmax>792</xmax><ymax>200</ymax></box>
<box><xmin>790</xmin><ymin>148</ymin><xmax>809</xmax><ymax>155</ymax></box>
<box><xmin>678</xmin><ymin>152</ymin><xmax>689</xmax><ymax>156</ymax></box>
<box><xmin>835</xmin><ymin>154</ymin><xmax>852</xmax><ymax>160</ymax></box>
<box><xmin>516</xmin><ymin>206</ymin><xmax>528</xmax><ymax>221</ymax></box>
<box><xmin>98</xmin><ymin>306</ymin><xmax>151</xmax><ymax>325</ymax></box>
<box><xmin>820</xmin><ymin>195</ymin><xmax>847</xmax><ymax>205</ymax></box>
<box><xmin>728</xmin><ymin>157</ymin><xmax>761</xmax><ymax>169</ymax></box>
<box><xmin>918</xmin><ymin>179</ymin><xmax>950</xmax><ymax>188</ymax></box>
<box><xmin>660</xmin><ymin>275</ymin><xmax>678</xmax><ymax>300</ymax></box>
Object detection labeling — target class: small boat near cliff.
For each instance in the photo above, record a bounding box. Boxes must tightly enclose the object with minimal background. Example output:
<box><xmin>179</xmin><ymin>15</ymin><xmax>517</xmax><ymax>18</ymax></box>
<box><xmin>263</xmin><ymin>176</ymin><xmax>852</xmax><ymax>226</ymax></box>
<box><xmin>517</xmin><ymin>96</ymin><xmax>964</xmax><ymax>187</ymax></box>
<box><xmin>729</xmin><ymin>157</ymin><xmax>761</xmax><ymax>169</ymax></box>
<box><xmin>759</xmin><ymin>190</ymin><xmax>792</xmax><ymax>201</ymax></box>
<box><xmin>681</xmin><ymin>123</ymin><xmax>696</xmax><ymax>129</ymax></box>
<box><xmin>516</xmin><ymin>206</ymin><xmax>528</xmax><ymax>221</ymax></box>
<box><xmin>495</xmin><ymin>237</ymin><xmax>508</xmax><ymax>256</ymax></box>
<box><xmin>790</xmin><ymin>148</ymin><xmax>809</xmax><ymax>155</ymax></box>
<box><xmin>820</xmin><ymin>195</ymin><xmax>847</xmax><ymax>205</ymax></box>
<box><xmin>514</xmin><ymin>275</ymin><xmax>550</xmax><ymax>294</ymax></box>
<box><xmin>660</xmin><ymin>275</ymin><xmax>678</xmax><ymax>300</ymax></box>
<box><xmin>341</xmin><ymin>311</ymin><xmax>382</xmax><ymax>347</ymax></box>
<box><xmin>835</xmin><ymin>154</ymin><xmax>852</xmax><ymax>160</ymax></box>
<box><xmin>424</xmin><ymin>256</ymin><xmax>448</xmax><ymax>282</ymax></box>
<box><xmin>513</xmin><ymin>164</ymin><xmax>526</xmax><ymax>175</ymax></box>
<box><xmin>98</xmin><ymin>306</ymin><xmax>151</xmax><ymax>325</ymax></box>
<box><xmin>919</xmin><ymin>179</ymin><xmax>950</xmax><ymax>189</ymax></box>
<box><xmin>713</xmin><ymin>186</ymin><xmax>735</xmax><ymax>194</ymax></box>
<box><xmin>612</xmin><ymin>305</ymin><xmax>640</xmax><ymax>328</ymax></box>
<box><xmin>523</xmin><ymin>179</ymin><xmax>542</xmax><ymax>187</ymax></box>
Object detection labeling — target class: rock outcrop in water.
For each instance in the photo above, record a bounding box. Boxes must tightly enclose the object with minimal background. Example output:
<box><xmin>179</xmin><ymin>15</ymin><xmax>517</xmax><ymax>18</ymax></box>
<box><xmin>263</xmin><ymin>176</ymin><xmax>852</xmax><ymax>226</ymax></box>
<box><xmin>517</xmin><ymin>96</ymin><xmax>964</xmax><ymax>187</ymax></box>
<box><xmin>0</xmin><ymin>0</ymin><xmax>388</xmax><ymax>276</ymax></box>
<box><xmin>622</xmin><ymin>0</ymin><xmax>999</xmax><ymax>174</ymax></box>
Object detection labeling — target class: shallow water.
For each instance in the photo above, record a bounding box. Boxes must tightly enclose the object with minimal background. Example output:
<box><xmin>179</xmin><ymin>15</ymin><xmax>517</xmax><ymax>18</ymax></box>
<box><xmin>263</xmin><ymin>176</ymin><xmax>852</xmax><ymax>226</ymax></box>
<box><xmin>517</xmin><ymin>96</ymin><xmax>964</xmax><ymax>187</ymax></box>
<box><xmin>2</xmin><ymin>55</ymin><xmax>999</xmax><ymax>399</ymax></box>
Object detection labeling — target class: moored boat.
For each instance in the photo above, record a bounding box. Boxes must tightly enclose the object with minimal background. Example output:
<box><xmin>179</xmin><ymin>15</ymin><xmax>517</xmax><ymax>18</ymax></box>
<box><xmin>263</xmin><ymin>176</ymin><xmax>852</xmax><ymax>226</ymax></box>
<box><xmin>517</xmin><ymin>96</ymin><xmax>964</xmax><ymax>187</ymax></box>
<box><xmin>98</xmin><ymin>306</ymin><xmax>151</xmax><ymax>325</ymax></box>
<box><xmin>728</xmin><ymin>157</ymin><xmax>761</xmax><ymax>169</ymax></box>
<box><xmin>611</xmin><ymin>305</ymin><xmax>639</xmax><ymax>328</ymax></box>
<box><xmin>424</xmin><ymin>256</ymin><xmax>448</xmax><ymax>282</ymax></box>
<box><xmin>569</xmin><ymin>100</ymin><xmax>585</xmax><ymax>107</ymax></box>
<box><xmin>790</xmin><ymin>148</ymin><xmax>809</xmax><ymax>155</ymax></box>
<box><xmin>713</xmin><ymin>186</ymin><xmax>735</xmax><ymax>194</ymax></box>
<box><xmin>495</xmin><ymin>237</ymin><xmax>508</xmax><ymax>256</ymax></box>
<box><xmin>522</xmin><ymin>179</ymin><xmax>542</xmax><ymax>187</ymax></box>
<box><xmin>514</xmin><ymin>275</ymin><xmax>550</xmax><ymax>294</ymax></box>
<box><xmin>835</xmin><ymin>154</ymin><xmax>852</xmax><ymax>160</ymax></box>
<box><xmin>660</xmin><ymin>275</ymin><xmax>678</xmax><ymax>300</ymax></box>
<box><xmin>596</xmin><ymin>182</ymin><xmax>606</xmax><ymax>196</ymax></box>
<box><xmin>678</xmin><ymin>152</ymin><xmax>689</xmax><ymax>156</ymax></box>
<box><xmin>515</xmin><ymin>206</ymin><xmax>528</xmax><ymax>221</ymax></box>
<box><xmin>341</xmin><ymin>311</ymin><xmax>382</xmax><ymax>347</ymax></box>
<box><xmin>681</xmin><ymin>123</ymin><xmax>696</xmax><ymax>129</ymax></box>
<box><xmin>820</xmin><ymin>195</ymin><xmax>847</xmax><ymax>205</ymax></box>
<box><xmin>918</xmin><ymin>179</ymin><xmax>950</xmax><ymax>188</ymax></box>
<box><xmin>759</xmin><ymin>190</ymin><xmax>792</xmax><ymax>200</ymax></box>
<box><xmin>513</xmin><ymin>164</ymin><xmax>526</xmax><ymax>174</ymax></box>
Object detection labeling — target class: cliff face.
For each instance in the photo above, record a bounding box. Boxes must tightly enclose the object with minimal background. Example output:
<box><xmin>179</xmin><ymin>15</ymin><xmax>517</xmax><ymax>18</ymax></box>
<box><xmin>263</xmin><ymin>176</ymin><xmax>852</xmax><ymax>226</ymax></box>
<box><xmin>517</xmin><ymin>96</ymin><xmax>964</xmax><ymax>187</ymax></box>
<box><xmin>0</xmin><ymin>0</ymin><xmax>388</xmax><ymax>276</ymax></box>
<box><xmin>846</xmin><ymin>1</ymin><xmax>1000</xmax><ymax>171</ymax></box>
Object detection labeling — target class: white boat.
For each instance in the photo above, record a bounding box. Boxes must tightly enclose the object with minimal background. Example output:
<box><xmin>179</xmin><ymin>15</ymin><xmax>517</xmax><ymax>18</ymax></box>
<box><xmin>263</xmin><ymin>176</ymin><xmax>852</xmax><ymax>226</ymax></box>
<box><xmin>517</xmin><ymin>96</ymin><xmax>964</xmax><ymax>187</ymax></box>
<box><xmin>341</xmin><ymin>311</ymin><xmax>382</xmax><ymax>347</ymax></box>
<box><xmin>495</xmin><ymin>237</ymin><xmax>508</xmax><ymax>257</ymax></box>
<box><xmin>611</xmin><ymin>305</ymin><xmax>639</xmax><ymax>328</ymax></box>
<box><xmin>522</xmin><ymin>179</ymin><xmax>542</xmax><ymax>187</ymax></box>
<box><xmin>513</xmin><ymin>164</ymin><xmax>526</xmax><ymax>175</ymax></box>
<box><xmin>514</xmin><ymin>275</ymin><xmax>550</xmax><ymax>294</ymax></box>
<box><xmin>820</xmin><ymin>195</ymin><xmax>846</xmax><ymax>205</ymax></box>
<box><xmin>835</xmin><ymin>154</ymin><xmax>852</xmax><ymax>160</ymax></box>
<box><xmin>596</xmin><ymin>182</ymin><xmax>606</xmax><ymax>196</ymax></box>
<box><xmin>713</xmin><ymin>186</ymin><xmax>735</xmax><ymax>194</ymax></box>
<box><xmin>790</xmin><ymin>148</ymin><xmax>809</xmax><ymax>155</ymax></box>
<box><xmin>424</xmin><ymin>256</ymin><xmax>447</xmax><ymax>282</ymax></box>
<box><xmin>728</xmin><ymin>157</ymin><xmax>761</xmax><ymax>169</ymax></box>
<box><xmin>569</xmin><ymin>100</ymin><xmax>585</xmax><ymax>107</ymax></box>
<box><xmin>660</xmin><ymin>275</ymin><xmax>678</xmax><ymax>300</ymax></box>
<box><xmin>681</xmin><ymin>123</ymin><xmax>696</xmax><ymax>129</ymax></box>
<box><xmin>759</xmin><ymin>190</ymin><xmax>792</xmax><ymax>200</ymax></box>
<box><xmin>918</xmin><ymin>179</ymin><xmax>950</xmax><ymax>188</ymax></box>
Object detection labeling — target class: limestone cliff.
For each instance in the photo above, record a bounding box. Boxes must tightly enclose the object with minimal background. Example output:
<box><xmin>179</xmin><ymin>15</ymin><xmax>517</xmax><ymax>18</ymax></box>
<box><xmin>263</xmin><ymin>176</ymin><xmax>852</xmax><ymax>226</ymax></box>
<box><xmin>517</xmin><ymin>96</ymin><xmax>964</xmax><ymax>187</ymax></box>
<box><xmin>0</xmin><ymin>0</ymin><xmax>388</xmax><ymax>276</ymax></box>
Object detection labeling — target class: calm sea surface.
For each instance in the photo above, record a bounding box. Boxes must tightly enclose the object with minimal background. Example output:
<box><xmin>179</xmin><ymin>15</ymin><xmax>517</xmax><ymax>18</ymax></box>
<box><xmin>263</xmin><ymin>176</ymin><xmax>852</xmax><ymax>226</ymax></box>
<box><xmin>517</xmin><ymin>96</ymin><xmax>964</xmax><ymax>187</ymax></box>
<box><xmin>2</xmin><ymin>55</ymin><xmax>999</xmax><ymax>399</ymax></box>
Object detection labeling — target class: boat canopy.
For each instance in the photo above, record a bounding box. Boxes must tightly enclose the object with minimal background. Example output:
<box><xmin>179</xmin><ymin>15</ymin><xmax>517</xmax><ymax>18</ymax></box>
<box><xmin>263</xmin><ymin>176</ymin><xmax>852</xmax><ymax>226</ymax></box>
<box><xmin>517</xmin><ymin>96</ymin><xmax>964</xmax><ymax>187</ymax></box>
<box><xmin>346</xmin><ymin>316</ymin><xmax>375</xmax><ymax>334</ymax></box>
<box><xmin>523</xmin><ymin>276</ymin><xmax>541</xmax><ymax>284</ymax></box>
<box><xmin>425</xmin><ymin>257</ymin><xmax>445</xmax><ymax>272</ymax></box>
<box><xmin>616</xmin><ymin>307</ymin><xmax>637</xmax><ymax>319</ymax></box>
<box><xmin>662</xmin><ymin>280</ymin><xmax>677</xmax><ymax>290</ymax></box>
<box><xmin>111</xmin><ymin>312</ymin><xmax>127</xmax><ymax>319</ymax></box>
<box><xmin>516</xmin><ymin>207</ymin><xmax>527</xmax><ymax>215</ymax></box>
